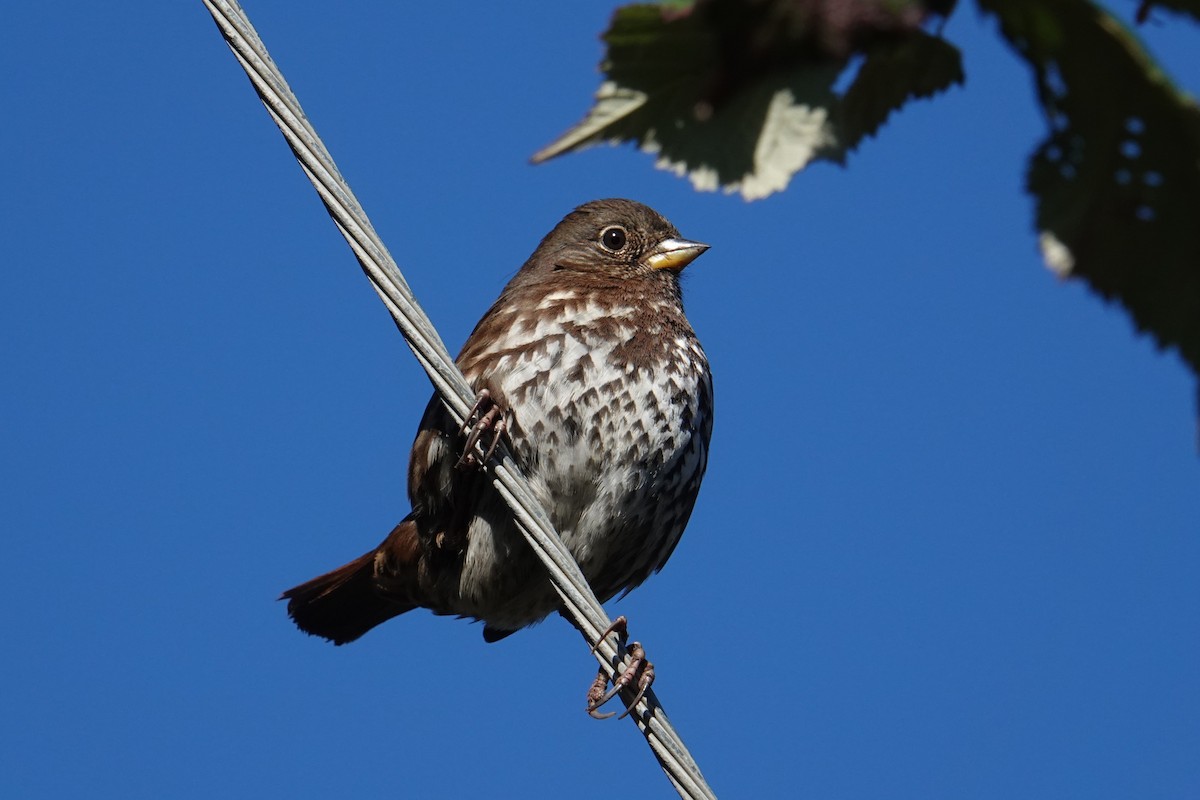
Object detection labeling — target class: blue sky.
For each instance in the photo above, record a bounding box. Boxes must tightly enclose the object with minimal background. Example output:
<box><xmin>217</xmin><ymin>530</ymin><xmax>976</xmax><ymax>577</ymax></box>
<box><xmin>3</xmin><ymin>2</ymin><xmax>1198</xmax><ymax>798</ymax></box>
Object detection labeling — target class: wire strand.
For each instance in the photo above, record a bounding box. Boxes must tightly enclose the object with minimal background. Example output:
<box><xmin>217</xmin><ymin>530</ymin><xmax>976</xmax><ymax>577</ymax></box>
<box><xmin>201</xmin><ymin>3</ymin><xmax>717</xmax><ymax>797</ymax></box>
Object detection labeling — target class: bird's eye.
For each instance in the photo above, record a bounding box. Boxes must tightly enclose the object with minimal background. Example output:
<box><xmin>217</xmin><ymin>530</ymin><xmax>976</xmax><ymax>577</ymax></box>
<box><xmin>600</xmin><ymin>226</ymin><xmax>627</xmax><ymax>252</ymax></box>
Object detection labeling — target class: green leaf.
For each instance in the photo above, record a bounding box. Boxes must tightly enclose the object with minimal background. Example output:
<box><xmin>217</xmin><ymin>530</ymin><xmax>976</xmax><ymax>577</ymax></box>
<box><xmin>533</xmin><ymin>0</ymin><xmax>962</xmax><ymax>200</ymax></box>
<box><xmin>531</xmin><ymin>5</ymin><xmax>842</xmax><ymax>200</ymax></box>
<box><xmin>1135</xmin><ymin>0</ymin><xmax>1200</xmax><ymax>25</ymax></box>
<box><xmin>841</xmin><ymin>32</ymin><xmax>965</xmax><ymax>149</ymax></box>
<box><xmin>983</xmin><ymin>0</ymin><xmax>1200</xmax><ymax>375</ymax></box>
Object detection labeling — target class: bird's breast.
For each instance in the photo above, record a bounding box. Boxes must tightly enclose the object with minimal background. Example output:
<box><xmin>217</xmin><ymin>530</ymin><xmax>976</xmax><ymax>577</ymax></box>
<box><xmin>478</xmin><ymin>296</ymin><xmax>708</xmax><ymax>474</ymax></box>
<box><xmin>463</xmin><ymin>294</ymin><xmax>711</xmax><ymax>591</ymax></box>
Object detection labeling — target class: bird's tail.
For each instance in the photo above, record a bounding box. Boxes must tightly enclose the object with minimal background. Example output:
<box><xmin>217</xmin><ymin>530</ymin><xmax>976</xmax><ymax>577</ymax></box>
<box><xmin>281</xmin><ymin>520</ymin><xmax>420</xmax><ymax>645</ymax></box>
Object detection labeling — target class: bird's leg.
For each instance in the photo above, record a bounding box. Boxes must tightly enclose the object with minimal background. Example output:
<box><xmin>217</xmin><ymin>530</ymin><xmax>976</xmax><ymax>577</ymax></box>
<box><xmin>585</xmin><ymin>615</ymin><xmax>656</xmax><ymax>720</ymax></box>
<box><xmin>456</xmin><ymin>389</ymin><xmax>508</xmax><ymax>469</ymax></box>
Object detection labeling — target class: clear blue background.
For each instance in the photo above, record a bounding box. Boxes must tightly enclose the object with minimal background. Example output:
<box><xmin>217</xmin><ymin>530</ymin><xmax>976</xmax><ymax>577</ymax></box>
<box><xmin>3</xmin><ymin>2</ymin><xmax>1197</xmax><ymax>798</ymax></box>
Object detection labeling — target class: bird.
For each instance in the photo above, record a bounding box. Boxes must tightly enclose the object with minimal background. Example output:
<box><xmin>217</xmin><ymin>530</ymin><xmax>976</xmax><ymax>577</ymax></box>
<box><xmin>281</xmin><ymin>198</ymin><xmax>713</xmax><ymax>714</ymax></box>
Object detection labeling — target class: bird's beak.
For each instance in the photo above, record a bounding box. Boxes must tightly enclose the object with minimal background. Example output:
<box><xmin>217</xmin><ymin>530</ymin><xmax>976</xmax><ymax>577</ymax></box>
<box><xmin>643</xmin><ymin>238</ymin><xmax>710</xmax><ymax>272</ymax></box>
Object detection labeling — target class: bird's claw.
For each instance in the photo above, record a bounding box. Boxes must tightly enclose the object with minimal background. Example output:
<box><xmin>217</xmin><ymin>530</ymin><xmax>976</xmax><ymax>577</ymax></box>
<box><xmin>457</xmin><ymin>389</ymin><xmax>507</xmax><ymax>469</ymax></box>
<box><xmin>586</xmin><ymin>615</ymin><xmax>655</xmax><ymax>720</ymax></box>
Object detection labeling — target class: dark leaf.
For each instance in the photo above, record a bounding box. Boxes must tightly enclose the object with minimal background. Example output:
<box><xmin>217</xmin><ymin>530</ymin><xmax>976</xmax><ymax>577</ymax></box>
<box><xmin>531</xmin><ymin>4</ymin><xmax>843</xmax><ymax>199</ymax></box>
<box><xmin>1134</xmin><ymin>0</ymin><xmax>1200</xmax><ymax>25</ymax></box>
<box><xmin>533</xmin><ymin>0</ymin><xmax>961</xmax><ymax>200</ymax></box>
<box><xmin>983</xmin><ymin>0</ymin><xmax>1200</xmax><ymax>375</ymax></box>
<box><xmin>841</xmin><ymin>32</ymin><xmax>965</xmax><ymax>149</ymax></box>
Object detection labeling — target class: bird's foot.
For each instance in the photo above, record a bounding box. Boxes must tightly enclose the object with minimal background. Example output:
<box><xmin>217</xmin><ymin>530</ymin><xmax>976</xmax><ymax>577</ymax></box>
<box><xmin>586</xmin><ymin>615</ymin><xmax>655</xmax><ymax>720</ymax></box>
<box><xmin>456</xmin><ymin>389</ymin><xmax>508</xmax><ymax>469</ymax></box>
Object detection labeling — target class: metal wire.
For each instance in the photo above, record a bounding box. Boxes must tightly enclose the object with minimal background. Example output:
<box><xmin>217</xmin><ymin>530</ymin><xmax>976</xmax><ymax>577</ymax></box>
<box><xmin>201</xmin><ymin>2</ymin><xmax>717</xmax><ymax>797</ymax></box>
